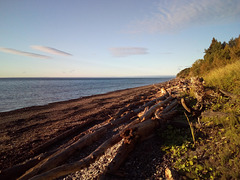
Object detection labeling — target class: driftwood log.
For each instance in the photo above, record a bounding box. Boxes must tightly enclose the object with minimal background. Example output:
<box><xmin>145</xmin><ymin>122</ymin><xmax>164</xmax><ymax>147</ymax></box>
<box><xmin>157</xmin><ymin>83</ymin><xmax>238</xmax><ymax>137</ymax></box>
<box><xmin>31</xmin><ymin>119</ymin><xmax>96</xmax><ymax>154</ymax></box>
<box><xmin>139</xmin><ymin>96</ymin><xmax>174</xmax><ymax>121</ymax></box>
<box><xmin>219</xmin><ymin>89</ymin><xmax>239</xmax><ymax>99</ymax></box>
<box><xmin>0</xmin><ymin>151</ymin><xmax>55</xmax><ymax>180</ymax></box>
<box><xmin>18</xmin><ymin>127</ymin><xmax>107</xmax><ymax>180</ymax></box>
<box><xmin>180</xmin><ymin>98</ymin><xmax>191</xmax><ymax>113</ymax></box>
<box><xmin>103</xmin><ymin>138</ymin><xmax>138</xmax><ymax>175</ymax></box>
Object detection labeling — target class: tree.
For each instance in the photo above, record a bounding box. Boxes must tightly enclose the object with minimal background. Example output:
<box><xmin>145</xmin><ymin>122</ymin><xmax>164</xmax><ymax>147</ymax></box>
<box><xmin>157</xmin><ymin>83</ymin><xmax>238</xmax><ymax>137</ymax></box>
<box><xmin>190</xmin><ymin>59</ymin><xmax>204</xmax><ymax>76</ymax></box>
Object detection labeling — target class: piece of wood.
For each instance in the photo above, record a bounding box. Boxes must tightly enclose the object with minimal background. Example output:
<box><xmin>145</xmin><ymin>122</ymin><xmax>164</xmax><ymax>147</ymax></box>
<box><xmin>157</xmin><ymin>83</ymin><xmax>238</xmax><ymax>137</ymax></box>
<box><xmin>155</xmin><ymin>99</ymin><xmax>178</xmax><ymax>120</ymax></box>
<box><xmin>137</xmin><ymin>106</ymin><xmax>149</xmax><ymax>118</ymax></box>
<box><xmin>110</xmin><ymin>110</ymin><xmax>139</xmax><ymax>126</ymax></box>
<box><xmin>121</xmin><ymin>118</ymin><xmax>160</xmax><ymax>143</ymax></box>
<box><xmin>219</xmin><ymin>89</ymin><xmax>239</xmax><ymax>99</ymax></box>
<box><xmin>109</xmin><ymin>103</ymin><xmax>137</xmax><ymax>121</ymax></box>
<box><xmin>110</xmin><ymin>93</ymin><xmax>168</xmax><ymax>126</ymax></box>
<box><xmin>140</xmin><ymin>96</ymin><xmax>174</xmax><ymax>121</ymax></box>
<box><xmin>0</xmin><ymin>151</ymin><xmax>54</xmax><ymax>180</ymax></box>
<box><xmin>155</xmin><ymin>110</ymin><xmax>179</xmax><ymax>120</ymax></box>
<box><xmin>161</xmin><ymin>99</ymin><xmax>178</xmax><ymax>114</ymax></box>
<box><xmin>201</xmin><ymin>111</ymin><xmax>230</xmax><ymax>118</ymax></box>
<box><xmin>31</xmin><ymin>120</ymin><xmax>95</xmax><ymax>154</ymax></box>
<box><xmin>28</xmin><ymin>133</ymin><xmax>123</xmax><ymax>180</ymax></box>
<box><xmin>180</xmin><ymin>98</ymin><xmax>191</xmax><ymax>113</ymax></box>
<box><xmin>165</xmin><ymin>167</ymin><xmax>178</xmax><ymax>180</ymax></box>
<box><xmin>143</xmin><ymin>93</ymin><xmax>168</xmax><ymax>107</ymax></box>
<box><xmin>103</xmin><ymin>138</ymin><xmax>137</xmax><ymax>175</ymax></box>
<box><xmin>18</xmin><ymin>127</ymin><xmax>107</xmax><ymax>180</ymax></box>
<box><xmin>122</xmin><ymin>96</ymin><xmax>174</xmax><ymax>138</ymax></box>
<box><xmin>89</xmin><ymin>133</ymin><xmax>122</xmax><ymax>160</ymax></box>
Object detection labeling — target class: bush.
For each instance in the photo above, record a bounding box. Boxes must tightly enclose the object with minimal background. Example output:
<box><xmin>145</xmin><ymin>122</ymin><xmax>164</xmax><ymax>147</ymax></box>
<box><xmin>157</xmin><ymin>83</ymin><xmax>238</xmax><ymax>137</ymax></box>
<box><xmin>176</xmin><ymin>67</ymin><xmax>190</xmax><ymax>78</ymax></box>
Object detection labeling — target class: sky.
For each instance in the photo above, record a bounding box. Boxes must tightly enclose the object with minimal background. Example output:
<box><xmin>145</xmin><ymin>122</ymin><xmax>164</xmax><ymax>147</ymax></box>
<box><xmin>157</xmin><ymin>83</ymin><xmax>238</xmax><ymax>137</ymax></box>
<box><xmin>0</xmin><ymin>0</ymin><xmax>239</xmax><ymax>78</ymax></box>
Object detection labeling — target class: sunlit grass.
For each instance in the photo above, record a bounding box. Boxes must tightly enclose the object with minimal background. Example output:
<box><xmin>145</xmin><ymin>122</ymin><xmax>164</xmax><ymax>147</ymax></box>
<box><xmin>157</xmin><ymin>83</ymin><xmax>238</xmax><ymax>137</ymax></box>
<box><xmin>204</xmin><ymin>60</ymin><xmax>240</xmax><ymax>94</ymax></box>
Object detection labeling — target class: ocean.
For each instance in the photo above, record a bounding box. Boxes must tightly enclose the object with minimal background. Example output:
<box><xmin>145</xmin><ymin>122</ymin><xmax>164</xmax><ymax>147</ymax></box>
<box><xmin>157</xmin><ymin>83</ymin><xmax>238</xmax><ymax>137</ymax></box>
<box><xmin>0</xmin><ymin>77</ymin><xmax>174</xmax><ymax>112</ymax></box>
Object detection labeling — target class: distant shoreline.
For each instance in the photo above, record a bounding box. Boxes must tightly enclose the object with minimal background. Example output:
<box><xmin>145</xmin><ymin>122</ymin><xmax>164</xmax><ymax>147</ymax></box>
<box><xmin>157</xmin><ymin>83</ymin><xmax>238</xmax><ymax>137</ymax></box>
<box><xmin>0</xmin><ymin>77</ymin><xmax>174</xmax><ymax>113</ymax></box>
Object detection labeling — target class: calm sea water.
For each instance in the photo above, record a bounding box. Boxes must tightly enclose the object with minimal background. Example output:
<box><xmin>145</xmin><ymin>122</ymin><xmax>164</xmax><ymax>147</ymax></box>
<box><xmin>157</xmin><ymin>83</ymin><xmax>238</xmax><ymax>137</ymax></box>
<box><xmin>0</xmin><ymin>77</ymin><xmax>173</xmax><ymax>112</ymax></box>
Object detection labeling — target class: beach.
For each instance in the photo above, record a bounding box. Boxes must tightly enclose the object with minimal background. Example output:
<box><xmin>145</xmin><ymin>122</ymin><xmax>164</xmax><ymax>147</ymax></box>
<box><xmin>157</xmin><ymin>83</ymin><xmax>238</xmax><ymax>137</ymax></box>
<box><xmin>0</xmin><ymin>79</ymin><xmax>178</xmax><ymax>179</ymax></box>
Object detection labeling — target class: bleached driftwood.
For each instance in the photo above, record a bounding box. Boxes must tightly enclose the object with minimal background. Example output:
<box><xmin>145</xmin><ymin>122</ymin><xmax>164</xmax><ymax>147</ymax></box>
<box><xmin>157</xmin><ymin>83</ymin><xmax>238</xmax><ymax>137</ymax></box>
<box><xmin>18</xmin><ymin>127</ymin><xmax>107</xmax><ymax>180</ymax></box>
<box><xmin>31</xmin><ymin>119</ymin><xmax>96</xmax><ymax>154</ymax></box>
<box><xmin>103</xmin><ymin>102</ymin><xmax>179</xmax><ymax>177</ymax></box>
<box><xmin>180</xmin><ymin>98</ymin><xmax>191</xmax><ymax>113</ymax></box>
<box><xmin>27</xmin><ymin>134</ymin><xmax>122</xmax><ymax>180</ymax></box>
<box><xmin>111</xmin><ymin>93</ymin><xmax>168</xmax><ymax>126</ymax></box>
<box><xmin>140</xmin><ymin>96</ymin><xmax>174</xmax><ymax>121</ymax></box>
<box><xmin>161</xmin><ymin>99</ymin><xmax>178</xmax><ymax>114</ymax></box>
<box><xmin>104</xmin><ymin>138</ymin><xmax>138</xmax><ymax>174</ymax></box>
<box><xmin>0</xmin><ymin>151</ymin><xmax>54</xmax><ymax>180</ymax></box>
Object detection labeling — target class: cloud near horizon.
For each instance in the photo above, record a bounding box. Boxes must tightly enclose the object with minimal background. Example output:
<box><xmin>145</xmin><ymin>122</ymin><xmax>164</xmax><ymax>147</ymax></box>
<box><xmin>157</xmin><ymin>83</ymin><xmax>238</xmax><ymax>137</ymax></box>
<box><xmin>0</xmin><ymin>47</ymin><xmax>51</xmax><ymax>59</ymax></box>
<box><xmin>109</xmin><ymin>47</ymin><xmax>148</xmax><ymax>57</ymax></box>
<box><xmin>130</xmin><ymin>0</ymin><xmax>240</xmax><ymax>33</ymax></box>
<box><xmin>31</xmin><ymin>46</ymin><xmax>72</xmax><ymax>56</ymax></box>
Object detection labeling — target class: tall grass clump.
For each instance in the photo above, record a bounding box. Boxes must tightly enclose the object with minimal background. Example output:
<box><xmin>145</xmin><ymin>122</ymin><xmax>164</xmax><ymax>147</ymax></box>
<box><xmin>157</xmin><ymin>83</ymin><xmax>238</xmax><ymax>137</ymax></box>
<box><xmin>204</xmin><ymin>60</ymin><xmax>240</xmax><ymax>94</ymax></box>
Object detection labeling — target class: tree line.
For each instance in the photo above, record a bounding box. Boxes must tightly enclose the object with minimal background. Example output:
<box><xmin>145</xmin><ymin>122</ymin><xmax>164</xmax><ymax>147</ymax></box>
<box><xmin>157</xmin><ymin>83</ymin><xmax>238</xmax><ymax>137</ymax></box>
<box><xmin>177</xmin><ymin>35</ymin><xmax>240</xmax><ymax>78</ymax></box>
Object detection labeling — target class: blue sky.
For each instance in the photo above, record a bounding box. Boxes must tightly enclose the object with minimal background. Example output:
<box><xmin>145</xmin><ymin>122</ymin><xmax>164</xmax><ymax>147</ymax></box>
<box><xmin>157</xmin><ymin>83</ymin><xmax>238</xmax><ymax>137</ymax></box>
<box><xmin>0</xmin><ymin>0</ymin><xmax>239</xmax><ymax>77</ymax></box>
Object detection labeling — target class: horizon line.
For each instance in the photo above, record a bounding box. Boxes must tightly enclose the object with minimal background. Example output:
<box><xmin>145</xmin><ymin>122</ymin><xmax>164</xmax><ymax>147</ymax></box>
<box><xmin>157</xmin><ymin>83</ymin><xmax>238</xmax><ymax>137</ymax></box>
<box><xmin>0</xmin><ymin>75</ymin><xmax>176</xmax><ymax>79</ymax></box>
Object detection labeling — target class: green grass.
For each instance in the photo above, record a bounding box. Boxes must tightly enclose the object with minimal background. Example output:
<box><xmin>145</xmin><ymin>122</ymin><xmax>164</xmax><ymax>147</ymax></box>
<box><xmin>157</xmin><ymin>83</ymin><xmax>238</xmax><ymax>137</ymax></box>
<box><xmin>204</xmin><ymin>60</ymin><xmax>240</xmax><ymax>95</ymax></box>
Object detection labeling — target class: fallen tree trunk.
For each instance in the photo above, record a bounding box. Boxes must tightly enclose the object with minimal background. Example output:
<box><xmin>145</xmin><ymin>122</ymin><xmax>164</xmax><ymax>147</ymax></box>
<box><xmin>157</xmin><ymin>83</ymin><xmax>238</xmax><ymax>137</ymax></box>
<box><xmin>0</xmin><ymin>151</ymin><xmax>54</xmax><ymax>180</ymax></box>
<box><xmin>110</xmin><ymin>102</ymin><xmax>142</xmax><ymax>121</ymax></box>
<box><xmin>28</xmin><ymin>134</ymin><xmax>123</xmax><ymax>180</ymax></box>
<box><xmin>121</xmin><ymin>118</ymin><xmax>159</xmax><ymax>144</ymax></box>
<box><xmin>18</xmin><ymin>127</ymin><xmax>107</xmax><ymax>180</ymax></box>
<box><xmin>161</xmin><ymin>99</ymin><xmax>178</xmax><ymax>114</ymax></box>
<box><xmin>104</xmin><ymin>108</ymin><xmax>178</xmax><ymax>177</ymax></box>
<box><xmin>156</xmin><ymin>110</ymin><xmax>179</xmax><ymax>120</ymax></box>
<box><xmin>110</xmin><ymin>93</ymin><xmax>168</xmax><ymax>126</ymax></box>
<box><xmin>120</xmin><ymin>96</ymin><xmax>176</xmax><ymax>137</ymax></box>
<box><xmin>101</xmin><ymin>138</ymin><xmax>138</xmax><ymax>178</ymax></box>
<box><xmin>31</xmin><ymin>120</ymin><xmax>95</xmax><ymax>154</ymax></box>
<box><xmin>140</xmin><ymin>96</ymin><xmax>174</xmax><ymax>121</ymax></box>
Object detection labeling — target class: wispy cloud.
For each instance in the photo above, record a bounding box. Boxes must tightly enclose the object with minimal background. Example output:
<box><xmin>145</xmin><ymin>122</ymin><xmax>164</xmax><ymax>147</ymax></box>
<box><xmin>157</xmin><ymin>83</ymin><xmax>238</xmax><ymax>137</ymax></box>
<box><xmin>0</xmin><ymin>47</ymin><xmax>51</xmax><ymax>59</ymax></box>
<box><xmin>130</xmin><ymin>0</ymin><xmax>240</xmax><ymax>33</ymax></box>
<box><xmin>109</xmin><ymin>47</ymin><xmax>148</xmax><ymax>57</ymax></box>
<box><xmin>31</xmin><ymin>46</ymin><xmax>72</xmax><ymax>56</ymax></box>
